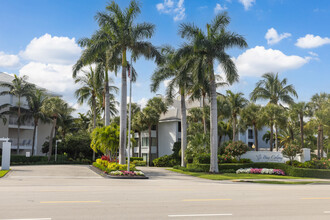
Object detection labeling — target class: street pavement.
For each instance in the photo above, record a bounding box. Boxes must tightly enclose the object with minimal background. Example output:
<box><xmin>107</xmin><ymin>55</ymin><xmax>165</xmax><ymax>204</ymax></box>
<box><xmin>0</xmin><ymin>165</ymin><xmax>330</xmax><ymax>220</ymax></box>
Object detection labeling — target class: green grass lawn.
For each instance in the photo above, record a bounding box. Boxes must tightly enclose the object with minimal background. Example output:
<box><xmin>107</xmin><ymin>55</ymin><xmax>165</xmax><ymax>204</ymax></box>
<box><xmin>0</xmin><ymin>170</ymin><xmax>9</xmax><ymax>178</ymax></box>
<box><xmin>168</xmin><ymin>168</ymin><xmax>314</xmax><ymax>180</ymax></box>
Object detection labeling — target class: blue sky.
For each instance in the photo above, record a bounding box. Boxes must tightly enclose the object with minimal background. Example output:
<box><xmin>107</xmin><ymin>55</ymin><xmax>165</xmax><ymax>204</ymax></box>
<box><xmin>0</xmin><ymin>0</ymin><xmax>329</xmax><ymax>113</ymax></box>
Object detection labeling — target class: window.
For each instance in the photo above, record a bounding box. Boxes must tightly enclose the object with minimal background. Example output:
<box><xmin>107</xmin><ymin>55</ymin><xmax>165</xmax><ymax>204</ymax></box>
<box><xmin>142</xmin><ymin>137</ymin><xmax>149</xmax><ymax>146</ymax></box>
<box><xmin>178</xmin><ymin>122</ymin><xmax>181</xmax><ymax>132</ymax></box>
<box><xmin>151</xmin><ymin>138</ymin><xmax>157</xmax><ymax>146</ymax></box>
<box><xmin>151</xmin><ymin>125</ymin><xmax>157</xmax><ymax>130</ymax></box>
<box><xmin>248</xmin><ymin>142</ymin><xmax>253</xmax><ymax>148</ymax></box>
<box><xmin>248</xmin><ymin>129</ymin><xmax>253</xmax><ymax>139</ymax></box>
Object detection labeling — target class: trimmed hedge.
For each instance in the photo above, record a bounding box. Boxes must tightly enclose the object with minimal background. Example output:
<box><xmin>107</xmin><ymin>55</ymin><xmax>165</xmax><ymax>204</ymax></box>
<box><xmin>126</xmin><ymin>157</ymin><xmax>143</xmax><ymax>162</ymax></box>
<box><xmin>0</xmin><ymin>155</ymin><xmax>91</xmax><ymax>165</ymax></box>
<box><xmin>186</xmin><ymin>163</ymin><xmax>330</xmax><ymax>179</ymax></box>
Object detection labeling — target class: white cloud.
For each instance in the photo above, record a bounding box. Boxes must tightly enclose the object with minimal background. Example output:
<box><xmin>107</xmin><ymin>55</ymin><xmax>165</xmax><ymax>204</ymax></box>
<box><xmin>163</xmin><ymin>79</ymin><xmax>171</xmax><ymax>87</ymax></box>
<box><xmin>19</xmin><ymin>62</ymin><xmax>77</xmax><ymax>95</ymax></box>
<box><xmin>137</xmin><ymin>98</ymin><xmax>148</xmax><ymax>109</ymax></box>
<box><xmin>214</xmin><ymin>3</ymin><xmax>228</xmax><ymax>13</ymax></box>
<box><xmin>239</xmin><ymin>0</ymin><xmax>255</xmax><ymax>10</ymax></box>
<box><xmin>295</xmin><ymin>34</ymin><xmax>330</xmax><ymax>49</ymax></box>
<box><xmin>265</xmin><ymin>28</ymin><xmax>291</xmax><ymax>45</ymax></box>
<box><xmin>308</xmin><ymin>51</ymin><xmax>318</xmax><ymax>57</ymax></box>
<box><xmin>231</xmin><ymin>46</ymin><xmax>310</xmax><ymax>77</ymax></box>
<box><xmin>20</xmin><ymin>33</ymin><xmax>81</xmax><ymax>64</ymax></box>
<box><xmin>156</xmin><ymin>0</ymin><xmax>185</xmax><ymax>21</ymax></box>
<box><xmin>0</xmin><ymin>52</ymin><xmax>20</xmax><ymax>68</ymax></box>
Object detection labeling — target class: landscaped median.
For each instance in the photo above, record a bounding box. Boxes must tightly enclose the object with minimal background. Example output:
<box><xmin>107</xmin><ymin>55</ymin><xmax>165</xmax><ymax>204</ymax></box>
<box><xmin>0</xmin><ymin>170</ymin><xmax>9</xmax><ymax>178</ymax></box>
<box><xmin>91</xmin><ymin>157</ymin><xmax>148</xmax><ymax>179</ymax></box>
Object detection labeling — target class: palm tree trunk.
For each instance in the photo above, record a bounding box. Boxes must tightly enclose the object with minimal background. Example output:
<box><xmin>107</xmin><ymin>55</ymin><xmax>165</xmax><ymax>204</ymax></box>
<box><xmin>300</xmin><ymin>115</ymin><xmax>304</xmax><ymax>148</ymax></box>
<box><xmin>92</xmin><ymin>97</ymin><xmax>97</xmax><ymax>161</ymax></box>
<box><xmin>148</xmin><ymin>126</ymin><xmax>152</xmax><ymax>166</ymax></box>
<box><xmin>270</xmin><ymin>122</ymin><xmax>274</xmax><ymax>151</ymax></box>
<box><xmin>320</xmin><ymin>126</ymin><xmax>324</xmax><ymax>158</ymax></box>
<box><xmin>180</xmin><ymin>93</ymin><xmax>187</xmax><ymax>167</ymax></box>
<box><xmin>104</xmin><ymin>69</ymin><xmax>110</xmax><ymax>126</ymax></box>
<box><xmin>31</xmin><ymin>118</ymin><xmax>38</xmax><ymax>156</ymax></box>
<box><xmin>232</xmin><ymin>116</ymin><xmax>236</xmax><ymax>142</ymax></box>
<box><xmin>209</xmin><ymin>69</ymin><xmax>218</xmax><ymax>173</ymax></box>
<box><xmin>138</xmin><ymin>131</ymin><xmax>142</xmax><ymax>158</ymax></box>
<box><xmin>17</xmin><ymin>99</ymin><xmax>21</xmax><ymax>154</ymax></box>
<box><xmin>48</xmin><ymin>117</ymin><xmax>57</xmax><ymax>161</ymax></box>
<box><xmin>119</xmin><ymin>50</ymin><xmax>128</xmax><ymax>165</ymax></box>
<box><xmin>202</xmin><ymin>95</ymin><xmax>207</xmax><ymax>135</ymax></box>
<box><xmin>275</xmin><ymin>125</ymin><xmax>278</xmax><ymax>151</ymax></box>
<box><xmin>253</xmin><ymin>124</ymin><xmax>258</xmax><ymax>151</ymax></box>
<box><xmin>317</xmin><ymin>125</ymin><xmax>321</xmax><ymax>159</ymax></box>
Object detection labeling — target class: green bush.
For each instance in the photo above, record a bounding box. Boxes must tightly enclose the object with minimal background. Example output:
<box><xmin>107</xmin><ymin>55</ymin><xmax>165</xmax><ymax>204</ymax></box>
<box><xmin>194</xmin><ymin>153</ymin><xmax>210</xmax><ymax>164</ymax></box>
<box><xmin>239</xmin><ymin>158</ymin><xmax>252</xmax><ymax>163</ymax></box>
<box><xmin>282</xmin><ymin>144</ymin><xmax>302</xmax><ymax>165</ymax></box>
<box><xmin>221</xmin><ymin>169</ymin><xmax>236</xmax><ymax>173</ymax></box>
<box><xmin>153</xmin><ymin>155</ymin><xmax>179</xmax><ymax>167</ymax></box>
<box><xmin>132</xmin><ymin>160</ymin><xmax>146</xmax><ymax>166</ymax></box>
<box><xmin>224</xmin><ymin>141</ymin><xmax>250</xmax><ymax>160</ymax></box>
<box><xmin>127</xmin><ymin>157</ymin><xmax>143</xmax><ymax>162</ymax></box>
<box><xmin>0</xmin><ymin>155</ymin><xmax>79</xmax><ymax>165</ymax></box>
<box><xmin>187</xmin><ymin>162</ymin><xmax>330</xmax><ymax>179</ymax></box>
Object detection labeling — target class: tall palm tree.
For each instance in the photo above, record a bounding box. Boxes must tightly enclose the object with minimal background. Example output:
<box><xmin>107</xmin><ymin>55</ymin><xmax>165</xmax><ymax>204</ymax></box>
<box><xmin>132</xmin><ymin>111</ymin><xmax>147</xmax><ymax>157</ymax></box>
<box><xmin>290</xmin><ymin>102</ymin><xmax>310</xmax><ymax>149</ymax></box>
<box><xmin>41</xmin><ymin>97</ymin><xmax>73</xmax><ymax>161</ymax></box>
<box><xmin>261</xmin><ymin>103</ymin><xmax>283</xmax><ymax>151</ymax></box>
<box><xmin>74</xmin><ymin>66</ymin><xmax>118</xmax><ymax>160</ymax></box>
<box><xmin>25</xmin><ymin>89</ymin><xmax>48</xmax><ymax>156</ymax></box>
<box><xmin>240</xmin><ymin>103</ymin><xmax>262</xmax><ymax>150</ymax></box>
<box><xmin>146</xmin><ymin>97</ymin><xmax>167</xmax><ymax>160</ymax></box>
<box><xmin>0</xmin><ymin>75</ymin><xmax>35</xmax><ymax>154</ymax></box>
<box><xmin>142</xmin><ymin>106</ymin><xmax>159</xmax><ymax>166</ymax></box>
<box><xmin>309</xmin><ymin>93</ymin><xmax>330</xmax><ymax>158</ymax></box>
<box><xmin>250</xmin><ymin>72</ymin><xmax>298</xmax><ymax>105</ymax></box>
<box><xmin>151</xmin><ymin>46</ymin><xmax>191</xmax><ymax>167</ymax></box>
<box><xmin>226</xmin><ymin>90</ymin><xmax>248</xmax><ymax>142</ymax></box>
<box><xmin>94</xmin><ymin>0</ymin><xmax>162</xmax><ymax>164</ymax></box>
<box><xmin>177</xmin><ymin>12</ymin><xmax>247</xmax><ymax>173</ymax></box>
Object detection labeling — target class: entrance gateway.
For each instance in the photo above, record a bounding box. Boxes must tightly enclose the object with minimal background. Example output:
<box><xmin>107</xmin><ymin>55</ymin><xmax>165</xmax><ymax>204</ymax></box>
<box><xmin>1</xmin><ymin>138</ymin><xmax>11</xmax><ymax>170</ymax></box>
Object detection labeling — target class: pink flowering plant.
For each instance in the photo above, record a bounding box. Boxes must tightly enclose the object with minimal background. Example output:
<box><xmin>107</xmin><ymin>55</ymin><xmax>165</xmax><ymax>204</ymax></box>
<box><xmin>110</xmin><ymin>170</ymin><xmax>145</xmax><ymax>176</ymax></box>
<box><xmin>236</xmin><ymin>168</ymin><xmax>285</xmax><ymax>176</ymax></box>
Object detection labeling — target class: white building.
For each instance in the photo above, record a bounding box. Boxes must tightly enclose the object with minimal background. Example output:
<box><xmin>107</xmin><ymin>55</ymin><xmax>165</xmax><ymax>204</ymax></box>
<box><xmin>0</xmin><ymin>72</ymin><xmax>55</xmax><ymax>156</ymax></box>
<box><xmin>133</xmin><ymin>96</ymin><xmax>271</xmax><ymax>162</ymax></box>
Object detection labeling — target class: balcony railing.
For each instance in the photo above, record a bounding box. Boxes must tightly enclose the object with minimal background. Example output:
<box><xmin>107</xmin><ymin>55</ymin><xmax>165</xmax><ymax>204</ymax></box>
<box><xmin>9</xmin><ymin>116</ymin><xmax>34</xmax><ymax>127</ymax></box>
<box><xmin>8</xmin><ymin>138</ymin><xmax>33</xmax><ymax>149</ymax></box>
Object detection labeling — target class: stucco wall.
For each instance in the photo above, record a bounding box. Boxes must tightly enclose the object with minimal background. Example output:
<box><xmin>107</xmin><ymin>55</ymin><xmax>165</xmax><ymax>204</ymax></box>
<box><xmin>158</xmin><ymin>121</ymin><xmax>178</xmax><ymax>157</ymax></box>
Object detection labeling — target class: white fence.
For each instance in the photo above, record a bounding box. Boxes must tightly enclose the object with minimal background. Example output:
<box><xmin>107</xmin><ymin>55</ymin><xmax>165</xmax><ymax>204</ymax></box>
<box><xmin>241</xmin><ymin>148</ymin><xmax>311</xmax><ymax>163</ymax></box>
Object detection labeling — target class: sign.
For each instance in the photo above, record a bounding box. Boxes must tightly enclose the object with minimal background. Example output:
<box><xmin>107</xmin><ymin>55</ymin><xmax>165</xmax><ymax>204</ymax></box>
<box><xmin>1</xmin><ymin>141</ymin><xmax>11</xmax><ymax>170</ymax></box>
<box><xmin>241</xmin><ymin>151</ymin><xmax>289</xmax><ymax>163</ymax></box>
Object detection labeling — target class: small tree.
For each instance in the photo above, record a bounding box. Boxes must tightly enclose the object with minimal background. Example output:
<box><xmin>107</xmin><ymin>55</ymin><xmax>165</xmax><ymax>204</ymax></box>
<box><xmin>224</xmin><ymin>141</ymin><xmax>250</xmax><ymax>160</ymax></box>
<box><xmin>282</xmin><ymin>144</ymin><xmax>302</xmax><ymax>165</ymax></box>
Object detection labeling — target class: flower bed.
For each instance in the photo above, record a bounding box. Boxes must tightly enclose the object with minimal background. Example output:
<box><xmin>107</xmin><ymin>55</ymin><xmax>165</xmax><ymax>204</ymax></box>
<box><xmin>236</xmin><ymin>168</ymin><xmax>285</xmax><ymax>176</ymax></box>
<box><xmin>110</xmin><ymin>170</ymin><xmax>145</xmax><ymax>176</ymax></box>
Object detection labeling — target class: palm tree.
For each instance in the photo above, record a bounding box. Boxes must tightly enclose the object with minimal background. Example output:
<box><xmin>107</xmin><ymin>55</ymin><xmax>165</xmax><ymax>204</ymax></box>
<box><xmin>25</xmin><ymin>89</ymin><xmax>48</xmax><ymax>156</ymax></box>
<box><xmin>177</xmin><ymin>12</ymin><xmax>247</xmax><ymax>172</ymax></box>
<box><xmin>142</xmin><ymin>106</ymin><xmax>159</xmax><ymax>166</ymax></box>
<box><xmin>94</xmin><ymin>0</ymin><xmax>162</xmax><ymax>165</ymax></box>
<box><xmin>146</xmin><ymin>97</ymin><xmax>167</xmax><ymax>161</ymax></box>
<box><xmin>261</xmin><ymin>104</ymin><xmax>283</xmax><ymax>151</ymax></box>
<box><xmin>151</xmin><ymin>46</ymin><xmax>192</xmax><ymax>167</ymax></box>
<box><xmin>226</xmin><ymin>90</ymin><xmax>248</xmax><ymax>142</ymax></box>
<box><xmin>290</xmin><ymin>102</ymin><xmax>310</xmax><ymax>148</ymax></box>
<box><xmin>0</xmin><ymin>75</ymin><xmax>35</xmax><ymax>154</ymax></box>
<box><xmin>250</xmin><ymin>72</ymin><xmax>298</xmax><ymax>105</ymax></box>
<box><xmin>240</xmin><ymin>103</ymin><xmax>262</xmax><ymax>150</ymax></box>
<box><xmin>309</xmin><ymin>93</ymin><xmax>330</xmax><ymax>158</ymax></box>
<box><xmin>74</xmin><ymin>66</ymin><xmax>118</xmax><ymax>160</ymax></box>
<box><xmin>132</xmin><ymin>111</ymin><xmax>147</xmax><ymax>157</ymax></box>
<box><xmin>41</xmin><ymin>97</ymin><xmax>73</xmax><ymax>161</ymax></box>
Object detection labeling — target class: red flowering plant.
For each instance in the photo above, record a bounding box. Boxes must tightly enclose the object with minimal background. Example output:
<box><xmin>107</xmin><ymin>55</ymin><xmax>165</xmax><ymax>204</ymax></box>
<box><xmin>224</xmin><ymin>141</ymin><xmax>250</xmax><ymax>160</ymax></box>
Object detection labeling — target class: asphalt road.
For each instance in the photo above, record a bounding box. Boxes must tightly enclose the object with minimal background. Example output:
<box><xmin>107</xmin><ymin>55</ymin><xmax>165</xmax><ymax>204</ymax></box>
<box><xmin>0</xmin><ymin>165</ymin><xmax>330</xmax><ymax>220</ymax></box>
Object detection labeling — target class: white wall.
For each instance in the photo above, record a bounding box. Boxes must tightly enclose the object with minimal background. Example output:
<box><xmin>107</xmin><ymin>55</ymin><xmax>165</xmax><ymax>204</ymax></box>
<box><xmin>158</xmin><ymin>121</ymin><xmax>178</xmax><ymax>157</ymax></box>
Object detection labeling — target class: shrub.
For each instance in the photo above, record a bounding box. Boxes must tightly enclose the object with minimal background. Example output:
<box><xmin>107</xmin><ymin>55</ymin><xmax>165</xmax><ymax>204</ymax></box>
<box><xmin>282</xmin><ymin>144</ymin><xmax>302</xmax><ymax>165</ymax></box>
<box><xmin>153</xmin><ymin>155</ymin><xmax>179</xmax><ymax>167</ymax></box>
<box><xmin>106</xmin><ymin>162</ymin><xmax>136</xmax><ymax>172</ymax></box>
<box><xmin>127</xmin><ymin>157</ymin><xmax>143</xmax><ymax>162</ymax></box>
<box><xmin>220</xmin><ymin>169</ymin><xmax>236</xmax><ymax>173</ymax></box>
<box><xmin>224</xmin><ymin>141</ymin><xmax>250</xmax><ymax>160</ymax></box>
<box><xmin>218</xmin><ymin>154</ymin><xmax>238</xmax><ymax>163</ymax></box>
<box><xmin>194</xmin><ymin>153</ymin><xmax>210</xmax><ymax>164</ymax></box>
<box><xmin>132</xmin><ymin>160</ymin><xmax>146</xmax><ymax>166</ymax></box>
<box><xmin>239</xmin><ymin>158</ymin><xmax>252</xmax><ymax>163</ymax></box>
